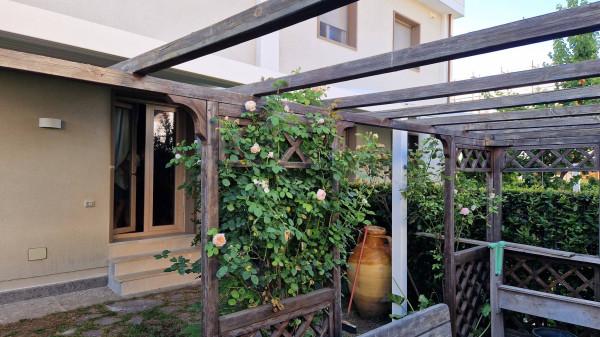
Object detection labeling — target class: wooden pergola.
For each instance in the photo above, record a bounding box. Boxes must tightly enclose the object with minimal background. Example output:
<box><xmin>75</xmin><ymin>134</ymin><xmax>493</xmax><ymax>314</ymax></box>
<box><xmin>3</xmin><ymin>0</ymin><xmax>600</xmax><ymax>336</ymax></box>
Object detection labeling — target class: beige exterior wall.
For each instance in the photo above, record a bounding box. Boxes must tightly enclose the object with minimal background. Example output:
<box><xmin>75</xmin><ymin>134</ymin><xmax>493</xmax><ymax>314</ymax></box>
<box><xmin>0</xmin><ymin>69</ymin><xmax>111</xmax><ymax>282</ymax></box>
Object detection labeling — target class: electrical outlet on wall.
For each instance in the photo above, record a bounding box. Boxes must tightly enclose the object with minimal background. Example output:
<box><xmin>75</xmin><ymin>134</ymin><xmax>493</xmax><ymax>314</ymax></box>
<box><xmin>84</xmin><ymin>200</ymin><xmax>96</xmax><ymax>208</ymax></box>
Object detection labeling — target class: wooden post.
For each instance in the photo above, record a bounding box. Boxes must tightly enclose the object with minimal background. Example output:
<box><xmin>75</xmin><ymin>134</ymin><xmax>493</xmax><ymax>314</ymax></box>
<box><xmin>489</xmin><ymin>147</ymin><xmax>505</xmax><ymax>337</ymax></box>
<box><xmin>201</xmin><ymin>101</ymin><xmax>220</xmax><ymax>337</ymax></box>
<box><xmin>489</xmin><ymin>249</ymin><xmax>505</xmax><ymax>337</ymax></box>
<box><xmin>488</xmin><ymin>148</ymin><xmax>504</xmax><ymax>242</ymax></box>
<box><xmin>331</xmin><ymin>123</ymin><xmax>345</xmax><ymax>337</ymax></box>
<box><xmin>440</xmin><ymin>136</ymin><xmax>457</xmax><ymax>336</ymax></box>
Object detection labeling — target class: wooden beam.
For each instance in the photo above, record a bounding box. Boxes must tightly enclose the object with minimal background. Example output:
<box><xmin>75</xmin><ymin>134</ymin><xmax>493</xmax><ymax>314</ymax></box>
<box><xmin>470</xmin><ymin>124</ymin><xmax>600</xmax><ymax>136</ymax></box>
<box><xmin>0</xmin><ymin>47</ymin><xmax>250</xmax><ymax>105</ymax></box>
<box><xmin>491</xmin><ymin>135</ymin><xmax>600</xmax><ymax>147</ymax></box>
<box><xmin>498</xmin><ymin>285</ymin><xmax>600</xmax><ymax>330</ymax></box>
<box><xmin>333</xmin><ymin>60</ymin><xmax>600</xmax><ymax>109</ymax></box>
<box><xmin>414</xmin><ymin>103</ymin><xmax>600</xmax><ymax>126</ymax></box>
<box><xmin>360</xmin><ymin>85</ymin><xmax>600</xmax><ymax>119</ymax></box>
<box><xmin>453</xmin><ymin>115</ymin><xmax>600</xmax><ymax>131</ymax></box>
<box><xmin>112</xmin><ymin>0</ymin><xmax>357</xmax><ymax>74</ymax></box>
<box><xmin>232</xmin><ymin>2</ymin><xmax>600</xmax><ymax>96</ymax></box>
<box><xmin>491</xmin><ymin>127</ymin><xmax>600</xmax><ymax>140</ymax></box>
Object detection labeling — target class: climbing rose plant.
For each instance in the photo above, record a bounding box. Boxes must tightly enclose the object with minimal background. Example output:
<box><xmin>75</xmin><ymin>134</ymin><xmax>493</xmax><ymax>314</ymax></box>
<box><xmin>160</xmin><ymin>87</ymin><xmax>390</xmax><ymax>314</ymax></box>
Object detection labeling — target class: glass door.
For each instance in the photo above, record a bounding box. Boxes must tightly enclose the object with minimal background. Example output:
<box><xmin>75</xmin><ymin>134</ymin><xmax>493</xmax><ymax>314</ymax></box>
<box><xmin>144</xmin><ymin>105</ymin><xmax>185</xmax><ymax>233</ymax></box>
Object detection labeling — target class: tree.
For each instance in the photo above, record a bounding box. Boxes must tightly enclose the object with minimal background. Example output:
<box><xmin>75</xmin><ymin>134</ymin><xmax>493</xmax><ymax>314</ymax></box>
<box><xmin>549</xmin><ymin>0</ymin><xmax>600</xmax><ymax>91</ymax></box>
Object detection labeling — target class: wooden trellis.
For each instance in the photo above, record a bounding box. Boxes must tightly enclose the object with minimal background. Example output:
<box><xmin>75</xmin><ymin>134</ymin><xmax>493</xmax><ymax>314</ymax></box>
<box><xmin>4</xmin><ymin>1</ymin><xmax>600</xmax><ymax>336</ymax></box>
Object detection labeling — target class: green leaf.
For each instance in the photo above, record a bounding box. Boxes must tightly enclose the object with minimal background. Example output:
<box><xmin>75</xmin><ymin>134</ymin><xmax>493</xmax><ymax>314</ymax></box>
<box><xmin>216</xmin><ymin>266</ymin><xmax>228</xmax><ymax>278</ymax></box>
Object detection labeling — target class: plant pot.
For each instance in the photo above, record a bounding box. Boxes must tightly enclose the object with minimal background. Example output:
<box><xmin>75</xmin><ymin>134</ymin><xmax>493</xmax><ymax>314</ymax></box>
<box><xmin>347</xmin><ymin>225</ymin><xmax>392</xmax><ymax>318</ymax></box>
<box><xmin>532</xmin><ymin>328</ymin><xmax>577</xmax><ymax>337</ymax></box>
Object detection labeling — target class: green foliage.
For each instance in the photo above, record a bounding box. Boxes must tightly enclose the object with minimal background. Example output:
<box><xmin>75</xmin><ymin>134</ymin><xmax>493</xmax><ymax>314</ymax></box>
<box><xmin>160</xmin><ymin>87</ymin><xmax>390</xmax><ymax>314</ymax></box>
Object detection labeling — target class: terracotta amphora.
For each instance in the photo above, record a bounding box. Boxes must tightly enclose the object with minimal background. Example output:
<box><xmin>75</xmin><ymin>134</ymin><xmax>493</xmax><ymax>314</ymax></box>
<box><xmin>347</xmin><ymin>225</ymin><xmax>392</xmax><ymax>318</ymax></box>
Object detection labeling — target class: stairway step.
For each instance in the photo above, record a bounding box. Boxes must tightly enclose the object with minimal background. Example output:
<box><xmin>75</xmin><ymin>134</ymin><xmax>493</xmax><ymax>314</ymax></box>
<box><xmin>110</xmin><ymin>268</ymin><xmax>200</xmax><ymax>296</ymax></box>
<box><xmin>110</xmin><ymin>247</ymin><xmax>200</xmax><ymax>277</ymax></box>
<box><xmin>108</xmin><ymin>234</ymin><xmax>196</xmax><ymax>259</ymax></box>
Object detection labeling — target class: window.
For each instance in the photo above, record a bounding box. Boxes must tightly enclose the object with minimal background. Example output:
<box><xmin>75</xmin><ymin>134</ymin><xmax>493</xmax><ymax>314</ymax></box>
<box><xmin>318</xmin><ymin>4</ymin><xmax>357</xmax><ymax>48</ymax></box>
<box><xmin>393</xmin><ymin>13</ymin><xmax>420</xmax><ymax>50</ymax></box>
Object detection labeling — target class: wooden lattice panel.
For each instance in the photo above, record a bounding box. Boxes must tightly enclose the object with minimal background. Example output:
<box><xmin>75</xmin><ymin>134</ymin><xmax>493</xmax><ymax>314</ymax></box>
<box><xmin>454</xmin><ymin>246</ymin><xmax>490</xmax><ymax>337</ymax></box>
<box><xmin>504</xmin><ymin>251</ymin><xmax>597</xmax><ymax>300</ymax></box>
<box><xmin>219</xmin><ymin>122</ymin><xmax>311</xmax><ymax>169</ymax></box>
<box><xmin>503</xmin><ymin>251</ymin><xmax>600</xmax><ymax>337</ymax></box>
<box><xmin>456</xmin><ymin>147</ymin><xmax>491</xmax><ymax>172</ymax></box>
<box><xmin>504</xmin><ymin>146</ymin><xmax>599</xmax><ymax>172</ymax></box>
<box><xmin>219</xmin><ymin>288</ymin><xmax>334</xmax><ymax>337</ymax></box>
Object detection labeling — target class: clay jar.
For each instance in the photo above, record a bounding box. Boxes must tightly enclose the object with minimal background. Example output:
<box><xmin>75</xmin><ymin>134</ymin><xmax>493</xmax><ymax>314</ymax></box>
<box><xmin>347</xmin><ymin>226</ymin><xmax>392</xmax><ymax>318</ymax></box>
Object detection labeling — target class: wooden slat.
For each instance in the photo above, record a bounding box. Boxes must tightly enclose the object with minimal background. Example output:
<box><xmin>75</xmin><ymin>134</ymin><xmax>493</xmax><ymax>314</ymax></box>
<box><xmin>497</xmin><ymin>285</ymin><xmax>600</xmax><ymax>330</ymax></box>
<box><xmin>219</xmin><ymin>288</ymin><xmax>334</xmax><ymax>335</ymax></box>
<box><xmin>232</xmin><ymin>2</ymin><xmax>600</xmax><ymax>96</ymax></box>
<box><xmin>455</xmin><ymin>246</ymin><xmax>488</xmax><ymax>266</ymax></box>
<box><xmin>0</xmin><ymin>48</ymin><xmax>249</xmax><ymax>105</ymax></box>
<box><xmin>112</xmin><ymin>0</ymin><xmax>357</xmax><ymax>74</ymax></box>
<box><xmin>413</xmin><ymin>233</ymin><xmax>600</xmax><ymax>265</ymax></box>
<box><xmin>414</xmin><ymin>103</ymin><xmax>600</xmax><ymax>126</ymax></box>
<box><xmin>358</xmin><ymin>304</ymin><xmax>451</xmax><ymax>337</ymax></box>
<box><xmin>359</xmin><ymin>85</ymin><xmax>600</xmax><ymax>119</ymax></box>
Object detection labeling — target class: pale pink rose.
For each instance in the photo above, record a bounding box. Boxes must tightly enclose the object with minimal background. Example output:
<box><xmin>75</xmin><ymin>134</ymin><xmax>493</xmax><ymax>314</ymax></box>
<box><xmin>250</xmin><ymin>143</ymin><xmax>261</xmax><ymax>154</ymax></box>
<box><xmin>244</xmin><ymin>100</ymin><xmax>257</xmax><ymax>112</ymax></box>
<box><xmin>212</xmin><ymin>233</ymin><xmax>226</xmax><ymax>247</ymax></box>
<box><xmin>267</xmin><ymin>152</ymin><xmax>274</xmax><ymax>158</ymax></box>
<box><xmin>316</xmin><ymin>189</ymin><xmax>326</xmax><ymax>201</ymax></box>
<box><xmin>284</xmin><ymin>105</ymin><xmax>291</xmax><ymax>113</ymax></box>
<box><xmin>224</xmin><ymin>116</ymin><xmax>229</xmax><ymax>121</ymax></box>
<box><xmin>317</xmin><ymin>118</ymin><xmax>325</xmax><ymax>125</ymax></box>
<box><xmin>460</xmin><ymin>207</ymin><xmax>470</xmax><ymax>216</ymax></box>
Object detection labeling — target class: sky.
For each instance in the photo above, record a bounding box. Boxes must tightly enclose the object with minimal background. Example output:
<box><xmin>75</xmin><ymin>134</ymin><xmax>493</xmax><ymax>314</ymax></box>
<box><xmin>452</xmin><ymin>0</ymin><xmax>598</xmax><ymax>81</ymax></box>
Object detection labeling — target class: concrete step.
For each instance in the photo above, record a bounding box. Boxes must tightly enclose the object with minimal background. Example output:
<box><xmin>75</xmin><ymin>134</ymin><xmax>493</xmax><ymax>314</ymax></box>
<box><xmin>110</xmin><ymin>247</ymin><xmax>200</xmax><ymax>277</ymax></box>
<box><xmin>108</xmin><ymin>234</ymin><xmax>196</xmax><ymax>259</ymax></box>
<box><xmin>109</xmin><ymin>268</ymin><xmax>200</xmax><ymax>297</ymax></box>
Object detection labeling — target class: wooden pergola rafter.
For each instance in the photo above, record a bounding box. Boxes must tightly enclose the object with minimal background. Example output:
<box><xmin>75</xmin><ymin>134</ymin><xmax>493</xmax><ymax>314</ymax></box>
<box><xmin>2</xmin><ymin>1</ymin><xmax>600</xmax><ymax>336</ymax></box>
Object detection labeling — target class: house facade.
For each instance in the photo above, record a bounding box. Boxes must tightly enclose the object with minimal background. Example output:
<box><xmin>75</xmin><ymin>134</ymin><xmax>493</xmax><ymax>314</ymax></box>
<box><xmin>0</xmin><ymin>0</ymin><xmax>464</xmax><ymax>301</ymax></box>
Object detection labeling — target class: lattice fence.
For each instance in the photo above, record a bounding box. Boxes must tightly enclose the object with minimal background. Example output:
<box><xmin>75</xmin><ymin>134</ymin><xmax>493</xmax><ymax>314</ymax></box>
<box><xmin>503</xmin><ymin>251</ymin><xmax>600</xmax><ymax>337</ymax></box>
<box><xmin>454</xmin><ymin>246</ymin><xmax>490</xmax><ymax>337</ymax></box>
<box><xmin>219</xmin><ymin>126</ymin><xmax>311</xmax><ymax>169</ymax></box>
<box><xmin>456</xmin><ymin>146</ymin><xmax>491</xmax><ymax>172</ymax></box>
<box><xmin>219</xmin><ymin>288</ymin><xmax>334</xmax><ymax>337</ymax></box>
<box><xmin>504</xmin><ymin>146</ymin><xmax>600</xmax><ymax>172</ymax></box>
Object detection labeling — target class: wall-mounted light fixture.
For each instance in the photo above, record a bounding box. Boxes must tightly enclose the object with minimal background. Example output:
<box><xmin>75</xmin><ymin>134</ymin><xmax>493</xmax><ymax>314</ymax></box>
<box><xmin>39</xmin><ymin>118</ymin><xmax>63</xmax><ymax>129</ymax></box>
